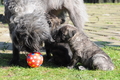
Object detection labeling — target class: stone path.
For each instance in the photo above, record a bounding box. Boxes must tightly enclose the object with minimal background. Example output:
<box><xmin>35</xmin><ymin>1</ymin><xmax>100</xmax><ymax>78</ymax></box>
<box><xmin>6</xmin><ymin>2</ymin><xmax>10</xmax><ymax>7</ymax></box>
<box><xmin>0</xmin><ymin>4</ymin><xmax>120</xmax><ymax>53</ymax></box>
<box><xmin>85</xmin><ymin>4</ymin><xmax>120</xmax><ymax>47</ymax></box>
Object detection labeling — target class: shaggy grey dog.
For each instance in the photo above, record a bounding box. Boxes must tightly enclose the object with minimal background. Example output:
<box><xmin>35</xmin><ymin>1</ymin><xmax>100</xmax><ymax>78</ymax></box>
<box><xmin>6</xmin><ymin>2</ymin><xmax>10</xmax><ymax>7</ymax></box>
<box><xmin>4</xmin><ymin>0</ymin><xmax>53</xmax><ymax>65</ymax></box>
<box><xmin>55</xmin><ymin>24</ymin><xmax>114</xmax><ymax>70</ymax></box>
<box><xmin>10</xmin><ymin>12</ymin><xmax>53</xmax><ymax>65</ymax></box>
<box><xmin>4</xmin><ymin>0</ymin><xmax>88</xmax><ymax>65</ymax></box>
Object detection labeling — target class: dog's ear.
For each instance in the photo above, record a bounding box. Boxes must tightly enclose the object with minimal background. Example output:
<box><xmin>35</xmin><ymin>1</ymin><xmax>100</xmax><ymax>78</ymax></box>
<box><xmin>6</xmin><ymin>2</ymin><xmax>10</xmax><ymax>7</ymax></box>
<box><xmin>68</xmin><ymin>30</ymin><xmax>76</xmax><ymax>38</ymax></box>
<box><xmin>60</xmin><ymin>18</ymin><xmax>65</xmax><ymax>24</ymax></box>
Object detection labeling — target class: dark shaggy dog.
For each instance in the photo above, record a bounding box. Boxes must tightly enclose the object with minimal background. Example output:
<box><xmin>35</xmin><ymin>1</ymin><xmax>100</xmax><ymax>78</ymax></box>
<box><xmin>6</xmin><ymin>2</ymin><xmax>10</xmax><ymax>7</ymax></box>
<box><xmin>55</xmin><ymin>24</ymin><xmax>114</xmax><ymax>70</ymax></box>
<box><xmin>4</xmin><ymin>1</ymin><xmax>53</xmax><ymax>65</ymax></box>
<box><xmin>45</xmin><ymin>14</ymin><xmax>72</xmax><ymax>66</ymax></box>
<box><xmin>4</xmin><ymin>0</ymin><xmax>88</xmax><ymax>65</ymax></box>
<box><xmin>10</xmin><ymin>12</ymin><xmax>53</xmax><ymax>65</ymax></box>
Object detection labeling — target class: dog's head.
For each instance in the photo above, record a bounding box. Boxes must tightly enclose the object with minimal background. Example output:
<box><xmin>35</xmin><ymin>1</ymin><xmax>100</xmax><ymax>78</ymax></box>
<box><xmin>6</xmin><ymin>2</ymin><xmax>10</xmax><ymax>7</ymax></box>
<box><xmin>11</xmin><ymin>12</ymin><xmax>54</xmax><ymax>52</ymax></box>
<box><xmin>46</xmin><ymin>13</ymin><xmax>62</xmax><ymax>37</ymax></box>
<box><xmin>55</xmin><ymin>24</ymin><xmax>77</xmax><ymax>42</ymax></box>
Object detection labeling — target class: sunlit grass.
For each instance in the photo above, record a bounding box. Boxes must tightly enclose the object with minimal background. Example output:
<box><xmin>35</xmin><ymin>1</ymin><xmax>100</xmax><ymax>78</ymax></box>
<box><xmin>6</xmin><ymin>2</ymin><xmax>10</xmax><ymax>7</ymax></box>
<box><xmin>0</xmin><ymin>4</ymin><xmax>120</xmax><ymax>80</ymax></box>
<box><xmin>0</xmin><ymin>46</ymin><xmax>120</xmax><ymax>80</ymax></box>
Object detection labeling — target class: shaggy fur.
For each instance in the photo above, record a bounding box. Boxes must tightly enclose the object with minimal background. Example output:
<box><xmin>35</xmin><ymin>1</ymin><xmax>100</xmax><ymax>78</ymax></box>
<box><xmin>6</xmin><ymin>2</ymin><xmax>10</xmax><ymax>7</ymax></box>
<box><xmin>4</xmin><ymin>0</ymin><xmax>88</xmax><ymax>65</ymax></box>
<box><xmin>55</xmin><ymin>24</ymin><xmax>114</xmax><ymax>70</ymax></box>
<box><xmin>4</xmin><ymin>0</ymin><xmax>53</xmax><ymax>65</ymax></box>
<box><xmin>45</xmin><ymin>14</ymin><xmax>72</xmax><ymax>66</ymax></box>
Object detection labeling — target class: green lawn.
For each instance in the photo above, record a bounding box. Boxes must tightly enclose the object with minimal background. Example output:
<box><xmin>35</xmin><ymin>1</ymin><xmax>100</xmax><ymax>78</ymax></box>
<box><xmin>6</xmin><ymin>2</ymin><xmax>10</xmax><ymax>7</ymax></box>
<box><xmin>0</xmin><ymin>3</ymin><xmax>120</xmax><ymax>80</ymax></box>
<box><xmin>0</xmin><ymin>46</ymin><xmax>120</xmax><ymax>80</ymax></box>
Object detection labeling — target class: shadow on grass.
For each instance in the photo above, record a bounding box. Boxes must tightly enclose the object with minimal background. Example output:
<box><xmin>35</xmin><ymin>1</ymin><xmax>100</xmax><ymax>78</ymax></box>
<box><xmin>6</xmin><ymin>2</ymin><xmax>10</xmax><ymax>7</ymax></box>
<box><xmin>0</xmin><ymin>41</ymin><xmax>59</xmax><ymax>68</ymax></box>
<box><xmin>94</xmin><ymin>41</ymin><xmax>120</xmax><ymax>47</ymax></box>
<box><xmin>0</xmin><ymin>52</ymin><xmax>60</xmax><ymax>69</ymax></box>
<box><xmin>0</xmin><ymin>42</ymin><xmax>12</xmax><ymax>51</ymax></box>
<box><xmin>0</xmin><ymin>53</ymin><xmax>28</xmax><ymax>68</ymax></box>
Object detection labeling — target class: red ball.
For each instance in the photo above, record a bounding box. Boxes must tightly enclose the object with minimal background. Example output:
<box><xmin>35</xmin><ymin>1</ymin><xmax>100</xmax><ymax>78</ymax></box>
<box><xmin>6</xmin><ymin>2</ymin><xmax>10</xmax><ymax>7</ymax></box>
<box><xmin>27</xmin><ymin>52</ymin><xmax>43</xmax><ymax>68</ymax></box>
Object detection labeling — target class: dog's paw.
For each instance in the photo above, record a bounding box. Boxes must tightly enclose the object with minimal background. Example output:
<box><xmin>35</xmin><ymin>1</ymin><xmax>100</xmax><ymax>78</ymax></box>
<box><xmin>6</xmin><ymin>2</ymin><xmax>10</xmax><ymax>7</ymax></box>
<box><xmin>67</xmin><ymin>66</ymin><xmax>74</xmax><ymax>69</ymax></box>
<box><xmin>78</xmin><ymin>66</ymin><xmax>86</xmax><ymax>70</ymax></box>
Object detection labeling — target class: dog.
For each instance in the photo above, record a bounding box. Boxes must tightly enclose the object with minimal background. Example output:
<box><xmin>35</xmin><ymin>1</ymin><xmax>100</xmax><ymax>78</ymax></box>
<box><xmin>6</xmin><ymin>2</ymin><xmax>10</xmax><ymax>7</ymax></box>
<box><xmin>54</xmin><ymin>24</ymin><xmax>114</xmax><ymax>70</ymax></box>
<box><xmin>4</xmin><ymin>0</ymin><xmax>88</xmax><ymax>65</ymax></box>
<box><xmin>45</xmin><ymin>15</ymin><xmax>114</xmax><ymax>70</ymax></box>
<box><xmin>45</xmin><ymin>14</ymin><xmax>72</xmax><ymax>66</ymax></box>
<box><xmin>4</xmin><ymin>0</ymin><xmax>54</xmax><ymax>65</ymax></box>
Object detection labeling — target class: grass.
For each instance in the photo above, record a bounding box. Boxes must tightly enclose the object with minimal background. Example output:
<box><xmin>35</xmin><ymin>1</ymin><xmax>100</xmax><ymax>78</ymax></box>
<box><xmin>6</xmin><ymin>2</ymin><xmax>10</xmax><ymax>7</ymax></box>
<box><xmin>0</xmin><ymin>46</ymin><xmax>120</xmax><ymax>80</ymax></box>
<box><xmin>109</xmin><ymin>37</ymin><xmax>119</xmax><ymax>41</ymax></box>
<box><xmin>85</xmin><ymin>3</ymin><xmax>120</xmax><ymax>5</ymax></box>
<box><xmin>0</xmin><ymin>3</ymin><xmax>120</xmax><ymax>80</ymax></box>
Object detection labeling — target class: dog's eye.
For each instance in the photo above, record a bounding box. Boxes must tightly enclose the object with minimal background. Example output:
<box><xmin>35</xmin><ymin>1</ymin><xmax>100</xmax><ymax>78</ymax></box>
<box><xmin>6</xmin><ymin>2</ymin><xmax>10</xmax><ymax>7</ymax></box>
<box><xmin>47</xmin><ymin>21</ymin><xmax>51</xmax><ymax>25</ymax></box>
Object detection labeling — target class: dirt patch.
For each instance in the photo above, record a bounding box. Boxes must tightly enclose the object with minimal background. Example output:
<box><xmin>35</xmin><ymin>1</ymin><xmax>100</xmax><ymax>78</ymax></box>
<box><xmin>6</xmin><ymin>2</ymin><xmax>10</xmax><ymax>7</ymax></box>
<box><xmin>85</xmin><ymin>4</ymin><xmax>120</xmax><ymax>47</ymax></box>
<box><xmin>66</xmin><ymin>4</ymin><xmax>120</xmax><ymax>47</ymax></box>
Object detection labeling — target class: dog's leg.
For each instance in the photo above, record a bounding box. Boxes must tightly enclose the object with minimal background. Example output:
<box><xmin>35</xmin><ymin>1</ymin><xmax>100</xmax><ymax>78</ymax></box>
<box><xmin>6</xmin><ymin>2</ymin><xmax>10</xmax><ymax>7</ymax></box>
<box><xmin>64</xmin><ymin>0</ymin><xmax>88</xmax><ymax>31</ymax></box>
<box><xmin>9</xmin><ymin>44</ymin><xmax>20</xmax><ymax>65</ymax></box>
<box><xmin>92</xmin><ymin>54</ymin><xmax>114</xmax><ymax>70</ymax></box>
<box><xmin>67</xmin><ymin>52</ymin><xmax>79</xmax><ymax>69</ymax></box>
<box><xmin>45</xmin><ymin>42</ymin><xmax>52</xmax><ymax>59</ymax></box>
